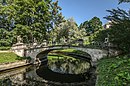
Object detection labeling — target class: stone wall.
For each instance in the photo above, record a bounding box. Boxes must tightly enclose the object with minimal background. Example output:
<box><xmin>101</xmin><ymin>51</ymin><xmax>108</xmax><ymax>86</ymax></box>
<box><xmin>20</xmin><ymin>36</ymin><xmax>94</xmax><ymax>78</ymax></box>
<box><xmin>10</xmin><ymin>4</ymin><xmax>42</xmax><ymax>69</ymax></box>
<box><xmin>11</xmin><ymin>45</ymin><xmax>120</xmax><ymax>64</ymax></box>
<box><xmin>11</xmin><ymin>43</ymin><xmax>27</xmax><ymax>57</ymax></box>
<box><xmin>0</xmin><ymin>60</ymin><xmax>30</xmax><ymax>71</ymax></box>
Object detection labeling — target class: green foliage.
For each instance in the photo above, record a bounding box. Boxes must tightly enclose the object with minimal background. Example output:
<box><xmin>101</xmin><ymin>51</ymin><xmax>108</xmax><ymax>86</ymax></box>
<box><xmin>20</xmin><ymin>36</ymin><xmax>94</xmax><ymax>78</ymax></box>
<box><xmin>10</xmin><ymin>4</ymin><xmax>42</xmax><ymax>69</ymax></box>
<box><xmin>11</xmin><ymin>0</ymin><xmax>52</xmax><ymax>43</ymax></box>
<box><xmin>0</xmin><ymin>0</ymin><xmax>64</xmax><ymax>45</ymax></box>
<box><xmin>118</xmin><ymin>0</ymin><xmax>130</xmax><ymax>4</ymax></box>
<box><xmin>0</xmin><ymin>28</ymin><xmax>14</xmax><ymax>46</ymax></box>
<box><xmin>93</xmin><ymin>29</ymin><xmax>109</xmax><ymax>42</ymax></box>
<box><xmin>52</xmin><ymin>49</ymin><xmax>90</xmax><ymax>56</ymax></box>
<box><xmin>16</xmin><ymin>56</ymin><xmax>31</xmax><ymax>60</ymax></box>
<box><xmin>59</xmin><ymin>49</ymin><xmax>75</xmax><ymax>53</ymax></box>
<box><xmin>79</xmin><ymin>17</ymin><xmax>103</xmax><ymax>45</ymax></box>
<box><xmin>0</xmin><ymin>52</ymin><xmax>23</xmax><ymax>63</ymax></box>
<box><xmin>48</xmin><ymin>54</ymin><xmax>75</xmax><ymax>60</ymax></box>
<box><xmin>50</xmin><ymin>0</ymin><xmax>64</xmax><ymax>27</ymax></box>
<box><xmin>50</xmin><ymin>18</ymin><xmax>86</xmax><ymax>44</ymax></box>
<box><xmin>104</xmin><ymin>8</ymin><xmax>130</xmax><ymax>52</ymax></box>
<box><xmin>0</xmin><ymin>52</ymin><xmax>31</xmax><ymax>63</ymax></box>
<box><xmin>96</xmin><ymin>56</ymin><xmax>130</xmax><ymax>86</ymax></box>
<box><xmin>109</xmin><ymin>22</ymin><xmax>130</xmax><ymax>52</ymax></box>
<box><xmin>0</xmin><ymin>47</ymin><xmax>10</xmax><ymax>50</ymax></box>
<box><xmin>79</xmin><ymin>17</ymin><xmax>103</xmax><ymax>36</ymax></box>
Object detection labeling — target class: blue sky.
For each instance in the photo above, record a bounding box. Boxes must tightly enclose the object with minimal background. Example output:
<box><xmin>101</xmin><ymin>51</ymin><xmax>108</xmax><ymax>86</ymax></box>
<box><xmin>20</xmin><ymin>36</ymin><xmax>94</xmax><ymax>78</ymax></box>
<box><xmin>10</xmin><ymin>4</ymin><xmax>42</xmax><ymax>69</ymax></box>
<box><xmin>55</xmin><ymin>0</ymin><xmax>130</xmax><ymax>25</ymax></box>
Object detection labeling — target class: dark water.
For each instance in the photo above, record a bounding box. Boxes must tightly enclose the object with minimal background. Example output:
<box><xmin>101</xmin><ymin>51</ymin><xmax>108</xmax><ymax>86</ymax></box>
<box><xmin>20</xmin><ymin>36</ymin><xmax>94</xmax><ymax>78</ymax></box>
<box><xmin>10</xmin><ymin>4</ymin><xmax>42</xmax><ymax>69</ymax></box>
<box><xmin>0</xmin><ymin>58</ymin><xmax>96</xmax><ymax>86</ymax></box>
<box><xmin>48</xmin><ymin>57</ymin><xmax>90</xmax><ymax>74</ymax></box>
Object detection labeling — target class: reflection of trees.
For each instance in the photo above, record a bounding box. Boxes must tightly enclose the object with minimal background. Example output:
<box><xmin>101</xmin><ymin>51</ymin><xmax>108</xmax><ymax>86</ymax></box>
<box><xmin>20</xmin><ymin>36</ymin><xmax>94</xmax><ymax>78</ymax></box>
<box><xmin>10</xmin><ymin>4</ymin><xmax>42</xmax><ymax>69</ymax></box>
<box><xmin>0</xmin><ymin>74</ymin><xmax>26</xmax><ymax>86</ymax></box>
<box><xmin>48</xmin><ymin>57</ymin><xmax>90</xmax><ymax>74</ymax></box>
<box><xmin>0</xmin><ymin>66</ymin><xmax>28</xmax><ymax>86</ymax></box>
<box><xmin>0</xmin><ymin>78</ymin><xmax>12</xmax><ymax>86</ymax></box>
<box><xmin>0</xmin><ymin>66</ymin><xmax>50</xmax><ymax>86</ymax></box>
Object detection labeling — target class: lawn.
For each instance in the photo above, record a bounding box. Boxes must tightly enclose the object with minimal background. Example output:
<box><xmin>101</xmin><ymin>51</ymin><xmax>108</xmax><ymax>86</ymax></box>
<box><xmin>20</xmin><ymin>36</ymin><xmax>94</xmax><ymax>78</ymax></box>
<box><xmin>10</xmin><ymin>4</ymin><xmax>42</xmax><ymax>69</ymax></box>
<box><xmin>0</xmin><ymin>52</ymin><xmax>23</xmax><ymax>63</ymax></box>
<box><xmin>0</xmin><ymin>47</ymin><xmax>10</xmax><ymax>50</ymax></box>
<box><xmin>51</xmin><ymin>48</ymin><xmax>89</xmax><ymax>56</ymax></box>
<box><xmin>53</xmin><ymin>49</ymin><xmax>75</xmax><ymax>53</ymax></box>
<box><xmin>48</xmin><ymin>54</ymin><xmax>76</xmax><ymax>60</ymax></box>
<box><xmin>96</xmin><ymin>55</ymin><xmax>130</xmax><ymax>86</ymax></box>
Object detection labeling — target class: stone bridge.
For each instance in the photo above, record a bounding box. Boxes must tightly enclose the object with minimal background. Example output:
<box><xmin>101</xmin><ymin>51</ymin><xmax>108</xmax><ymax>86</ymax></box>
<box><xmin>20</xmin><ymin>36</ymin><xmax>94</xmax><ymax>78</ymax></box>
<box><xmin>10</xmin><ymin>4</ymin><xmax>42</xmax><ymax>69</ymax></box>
<box><xmin>26</xmin><ymin>45</ymin><xmax>107</xmax><ymax>62</ymax></box>
<box><xmin>12</xmin><ymin>44</ymin><xmax>120</xmax><ymax>64</ymax></box>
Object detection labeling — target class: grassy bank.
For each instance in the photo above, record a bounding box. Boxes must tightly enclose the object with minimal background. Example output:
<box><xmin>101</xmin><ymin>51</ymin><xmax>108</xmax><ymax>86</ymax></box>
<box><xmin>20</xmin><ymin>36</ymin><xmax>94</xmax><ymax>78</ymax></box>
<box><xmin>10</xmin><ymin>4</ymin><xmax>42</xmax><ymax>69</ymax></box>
<box><xmin>0</xmin><ymin>47</ymin><xmax>10</xmax><ymax>50</ymax></box>
<box><xmin>48</xmin><ymin>54</ymin><xmax>76</xmax><ymax>60</ymax></box>
<box><xmin>48</xmin><ymin>48</ymin><xmax>89</xmax><ymax>60</ymax></box>
<box><xmin>96</xmin><ymin>55</ymin><xmax>130</xmax><ymax>86</ymax></box>
<box><xmin>51</xmin><ymin>49</ymin><xmax>89</xmax><ymax>56</ymax></box>
<box><xmin>0</xmin><ymin>52</ymin><xmax>27</xmax><ymax>63</ymax></box>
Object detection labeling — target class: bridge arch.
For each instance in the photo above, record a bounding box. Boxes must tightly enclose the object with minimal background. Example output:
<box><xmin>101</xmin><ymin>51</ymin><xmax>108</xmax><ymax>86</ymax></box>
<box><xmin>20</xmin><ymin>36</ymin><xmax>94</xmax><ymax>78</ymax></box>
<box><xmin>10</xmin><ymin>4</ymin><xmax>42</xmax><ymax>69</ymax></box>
<box><xmin>32</xmin><ymin>46</ymin><xmax>108</xmax><ymax>65</ymax></box>
<box><xmin>36</xmin><ymin>48</ymin><xmax>92</xmax><ymax>61</ymax></box>
<box><xmin>21</xmin><ymin>45</ymin><xmax>110</xmax><ymax>66</ymax></box>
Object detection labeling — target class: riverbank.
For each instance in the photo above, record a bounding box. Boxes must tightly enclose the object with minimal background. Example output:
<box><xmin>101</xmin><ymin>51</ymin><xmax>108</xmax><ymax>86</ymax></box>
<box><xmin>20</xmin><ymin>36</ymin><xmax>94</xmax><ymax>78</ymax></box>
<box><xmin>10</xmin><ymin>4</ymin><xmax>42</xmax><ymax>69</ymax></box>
<box><xmin>96</xmin><ymin>55</ymin><xmax>130</xmax><ymax>86</ymax></box>
<box><xmin>0</xmin><ymin>60</ymin><xmax>30</xmax><ymax>71</ymax></box>
<box><xmin>0</xmin><ymin>52</ymin><xmax>31</xmax><ymax>71</ymax></box>
<box><xmin>48</xmin><ymin>49</ymin><xmax>96</xmax><ymax>85</ymax></box>
<box><xmin>0</xmin><ymin>50</ymin><xmax>11</xmax><ymax>53</ymax></box>
<box><xmin>0</xmin><ymin>52</ymin><xmax>26</xmax><ymax>63</ymax></box>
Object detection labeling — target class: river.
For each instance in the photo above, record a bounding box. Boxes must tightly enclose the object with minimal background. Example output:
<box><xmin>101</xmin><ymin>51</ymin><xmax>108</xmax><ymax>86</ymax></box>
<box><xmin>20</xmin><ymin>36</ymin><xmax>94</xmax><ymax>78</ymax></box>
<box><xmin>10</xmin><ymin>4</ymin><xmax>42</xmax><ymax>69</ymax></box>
<box><xmin>0</xmin><ymin>56</ymin><xmax>96</xmax><ymax>86</ymax></box>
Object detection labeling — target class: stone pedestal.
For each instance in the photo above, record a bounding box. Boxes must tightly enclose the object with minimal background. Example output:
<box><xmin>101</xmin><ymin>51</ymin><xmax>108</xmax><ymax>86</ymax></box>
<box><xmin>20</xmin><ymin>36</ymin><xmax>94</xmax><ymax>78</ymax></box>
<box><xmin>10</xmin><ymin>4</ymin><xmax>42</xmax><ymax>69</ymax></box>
<box><xmin>11</xmin><ymin>43</ymin><xmax>27</xmax><ymax>57</ymax></box>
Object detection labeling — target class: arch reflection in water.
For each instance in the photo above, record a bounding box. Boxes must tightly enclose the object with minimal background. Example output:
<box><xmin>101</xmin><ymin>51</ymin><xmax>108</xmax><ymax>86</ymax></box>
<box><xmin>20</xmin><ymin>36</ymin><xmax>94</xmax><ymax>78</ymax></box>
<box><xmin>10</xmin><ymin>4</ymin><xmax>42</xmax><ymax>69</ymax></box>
<box><xmin>48</xmin><ymin>57</ymin><xmax>90</xmax><ymax>74</ymax></box>
<box><xmin>0</xmin><ymin>57</ymin><xmax>95</xmax><ymax>86</ymax></box>
<box><xmin>36</xmin><ymin>56</ymin><xmax>91</xmax><ymax>83</ymax></box>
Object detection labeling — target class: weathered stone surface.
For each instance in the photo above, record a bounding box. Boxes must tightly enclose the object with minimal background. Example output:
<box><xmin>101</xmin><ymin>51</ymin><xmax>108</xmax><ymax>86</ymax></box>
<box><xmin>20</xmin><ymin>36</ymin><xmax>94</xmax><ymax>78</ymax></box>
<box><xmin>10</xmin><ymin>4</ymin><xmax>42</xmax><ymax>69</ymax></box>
<box><xmin>0</xmin><ymin>60</ymin><xmax>30</xmax><ymax>71</ymax></box>
<box><xmin>11</xmin><ymin>43</ymin><xmax>27</xmax><ymax>57</ymax></box>
<box><xmin>27</xmin><ymin>46</ymin><xmax>108</xmax><ymax>62</ymax></box>
<box><xmin>12</xmin><ymin>45</ymin><xmax>120</xmax><ymax>63</ymax></box>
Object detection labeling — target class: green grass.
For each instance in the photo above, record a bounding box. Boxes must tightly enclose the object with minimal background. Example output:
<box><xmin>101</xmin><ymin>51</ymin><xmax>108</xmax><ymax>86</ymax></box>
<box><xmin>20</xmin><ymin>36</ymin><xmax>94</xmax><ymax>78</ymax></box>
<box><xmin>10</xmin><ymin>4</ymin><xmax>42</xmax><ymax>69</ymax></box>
<box><xmin>48</xmin><ymin>54</ymin><xmax>76</xmax><ymax>60</ymax></box>
<box><xmin>0</xmin><ymin>47</ymin><xmax>10</xmax><ymax>50</ymax></box>
<box><xmin>52</xmin><ymin>48</ymin><xmax>89</xmax><ymax>56</ymax></box>
<box><xmin>54</xmin><ymin>49</ymin><xmax>75</xmax><ymax>53</ymax></box>
<box><xmin>0</xmin><ymin>52</ymin><xmax>27</xmax><ymax>63</ymax></box>
<box><xmin>96</xmin><ymin>55</ymin><xmax>130</xmax><ymax>86</ymax></box>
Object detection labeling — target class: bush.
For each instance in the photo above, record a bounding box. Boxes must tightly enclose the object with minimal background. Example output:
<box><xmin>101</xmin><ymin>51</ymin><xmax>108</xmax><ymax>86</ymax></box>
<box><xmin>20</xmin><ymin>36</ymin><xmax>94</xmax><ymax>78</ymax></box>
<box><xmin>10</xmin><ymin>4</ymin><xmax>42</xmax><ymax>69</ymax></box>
<box><xmin>96</xmin><ymin>56</ymin><xmax>130</xmax><ymax>86</ymax></box>
<box><xmin>0</xmin><ymin>47</ymin><xmax>10</xmax><ymax>50</ymax></box>
<box><xmin>16</xmin><ymin>56</ymin><xmax>31</xmax><ymax>60</ymax></box>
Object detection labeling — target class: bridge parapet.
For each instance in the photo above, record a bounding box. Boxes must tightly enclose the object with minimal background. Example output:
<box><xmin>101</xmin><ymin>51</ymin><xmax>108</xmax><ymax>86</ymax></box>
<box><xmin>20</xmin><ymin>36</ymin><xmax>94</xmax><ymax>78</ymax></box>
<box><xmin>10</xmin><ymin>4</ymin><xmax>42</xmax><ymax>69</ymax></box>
<box><xmin>11</xmin><ymin>44</ymin><xmax>120</xmax><ymax>64</ymax></box>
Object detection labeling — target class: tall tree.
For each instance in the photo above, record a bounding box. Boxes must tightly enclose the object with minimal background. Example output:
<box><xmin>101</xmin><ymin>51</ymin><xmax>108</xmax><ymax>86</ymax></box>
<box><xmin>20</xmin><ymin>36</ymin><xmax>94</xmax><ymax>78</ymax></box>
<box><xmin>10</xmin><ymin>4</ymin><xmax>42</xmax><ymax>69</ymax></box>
<box><xmin>118</xmin><ymin>0</ymin><xmax>130</xmax><ymax>4</ymax></box>
<box><xmin>12</xmin><ymin>0</ymin><xmax>52</xmax><ymax>43</ymax></box>
<box><xmin>105</xmin><ymin>8</ymin><xmax>130</xmax><ymax>52</ymax></box>
<box><xmin>79</xmin><ymin>17</ymin><xmax>103</xmax><ymax>36</ymax></box>
<box><xmin>94</xmin><ymin>0</ymin><xmax>130</xmax><ymax>52</ymax></box>
<box><xmin>50</xmin><ymin>18</ymin><xmax>86</xmax><ymax>44</ymax></box>
<box><xmin>0</xmin><ymin>0</ymin><xmax>64</xmax><ymax>45</ymax></box>
<box><xmin>48</xmin><ymin>0</ymin><xmax>65</xmax><ymax>43</ymax></box>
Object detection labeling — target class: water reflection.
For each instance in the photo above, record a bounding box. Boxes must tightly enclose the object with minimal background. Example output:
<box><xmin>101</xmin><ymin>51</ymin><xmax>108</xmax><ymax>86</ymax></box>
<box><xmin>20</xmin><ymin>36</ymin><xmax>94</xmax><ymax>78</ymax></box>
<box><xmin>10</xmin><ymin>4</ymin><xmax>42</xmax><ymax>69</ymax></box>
<box><xmin>0</xmin><ymin>57</ymin><xmax>95</xmax><ymax>86</ymax></box>
<box><xmin>48</xmin><ymin>57</ymin><xmax>90</xmax><ymax>74</ymax></box>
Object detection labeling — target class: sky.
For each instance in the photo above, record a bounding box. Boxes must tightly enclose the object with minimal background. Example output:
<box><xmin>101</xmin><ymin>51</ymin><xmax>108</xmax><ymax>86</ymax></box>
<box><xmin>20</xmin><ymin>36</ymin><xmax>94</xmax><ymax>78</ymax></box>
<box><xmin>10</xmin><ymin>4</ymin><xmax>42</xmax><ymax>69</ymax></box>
<box><xmin>55</xmin><ymin>0</ymin><xmax>130</xmax><ymax>25</ymax></box>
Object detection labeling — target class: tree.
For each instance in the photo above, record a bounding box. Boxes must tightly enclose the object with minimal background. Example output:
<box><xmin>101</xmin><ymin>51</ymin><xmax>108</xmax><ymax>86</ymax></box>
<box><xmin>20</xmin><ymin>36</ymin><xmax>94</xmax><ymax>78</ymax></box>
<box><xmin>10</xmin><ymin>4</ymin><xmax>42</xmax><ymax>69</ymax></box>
<box><xmin>79</xmin><ymin>17</ymin><xmax>103</xmax><ymax>36</ymax></box>
<box><xmin>105</xmin><ymin>9</ymin><xmax>130</xmax><ymax>52</ymax></box>
<box><xmin>47</xmin><ymin>0</ymin><xmax>65</xmax><ymax>43</ymax></box>
<box><xmin>118</xmin><ymin>0</ymin><xmax>130</xmax><ymax>4</ymax></box>
<box><xmin>0</xmin><ymin>28</ymin><xmax>13</xmax><ymax>46</ymax></box>
<box><xmin>0</xmin><ymin>0</ymin><xmax>64</xmax><ymax>45</ymax></box>
<box><xmin>12</xmin><ymin>0</ymin><xmax>53</xmax><ymax>43</ymax></box>
<box><xmin>95</xmin><ymin>1</ymin><xmax>130</xmax><ymax>52</ymax></box>
<box><xmin>93</xmin><ymin>29</ymin><xmax>109</xmax><ymax>43</ymax></box>
<box><xmin>50</xmin><ymin>18</ymin><xmax>86</xmax><ymax>44</ymax></box>
<box><xmin>50</xmin><ymin>0</ymin><xmax>64</xmax><ymax>27</ymax></box>
<box><xmin>105</xmin><ymin>0</ymin><xmax>130</xmax><ymax>52</ymax></box>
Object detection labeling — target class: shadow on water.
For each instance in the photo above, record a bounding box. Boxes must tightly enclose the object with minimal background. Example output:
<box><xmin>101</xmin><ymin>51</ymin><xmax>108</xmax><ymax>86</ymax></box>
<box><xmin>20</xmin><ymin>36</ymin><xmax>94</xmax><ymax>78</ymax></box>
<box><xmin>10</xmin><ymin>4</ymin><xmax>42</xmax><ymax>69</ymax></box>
<box><xmin>0</xmin><ymin>57</ymin><xmax>96</xmax><ymax>86</ymax></box>
<box><xmin>35</xmin><ymin>56</ymin><xmax>97</xmax><ymax>86</ymax></box>
<box><xmin>36</xmin><ymin>65</ymin><xmax>86</xmax><ymax>83</ymax></box>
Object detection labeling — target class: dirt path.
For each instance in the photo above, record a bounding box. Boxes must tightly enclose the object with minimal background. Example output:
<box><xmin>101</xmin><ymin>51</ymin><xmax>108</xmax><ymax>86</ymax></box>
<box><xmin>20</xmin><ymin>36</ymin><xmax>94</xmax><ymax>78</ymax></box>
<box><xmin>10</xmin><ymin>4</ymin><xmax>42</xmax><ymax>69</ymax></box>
<box><xmin>0</xmin><ymin>50</ymin><xmax>11</xmax><ymax>53</ymax></box>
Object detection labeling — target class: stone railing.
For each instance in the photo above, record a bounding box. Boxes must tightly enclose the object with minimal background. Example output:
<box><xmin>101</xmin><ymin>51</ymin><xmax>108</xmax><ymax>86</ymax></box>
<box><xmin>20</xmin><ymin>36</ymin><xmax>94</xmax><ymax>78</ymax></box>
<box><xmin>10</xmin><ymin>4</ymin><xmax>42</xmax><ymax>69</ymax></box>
<box><xmin>0</xmin><ymin>60</ymin><xmax>30</xmax><ymax>71</ymax></box>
